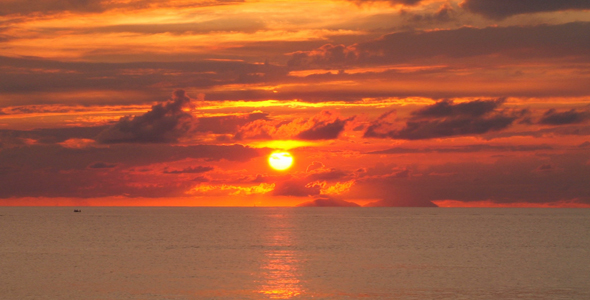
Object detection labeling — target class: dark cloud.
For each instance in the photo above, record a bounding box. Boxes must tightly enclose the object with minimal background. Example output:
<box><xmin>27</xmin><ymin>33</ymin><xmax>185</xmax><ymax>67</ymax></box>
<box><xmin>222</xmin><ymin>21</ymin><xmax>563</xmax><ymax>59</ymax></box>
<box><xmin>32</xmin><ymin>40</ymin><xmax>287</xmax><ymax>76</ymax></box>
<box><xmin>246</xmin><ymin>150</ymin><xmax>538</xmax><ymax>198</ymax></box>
<box><xmin>0</xmin><ymin>0</ymin><xmax>104</xmax><ymax>16</ymax></box>
<box><xmin>163</xmin><ymin>166</ymin><xmax>214</xmax><ymax>174</ymax></box>
<box><xmin>0</xmin><ymin>168</ymin><xmax>195</xmax><ymax>199</ymax></box>
<box><xmin>539</xmin><ymin>109</ymin><xmax>590</xmax><ymax>125</ymax></box>
<box><xmin>0</xmin><ymin>143</ymin><xmax>259</xmax><ymax>198</ymax></box>
<box><xmin>364</xmin><ymin>99</ymin><xmax>519</xmax><ymax>140</ymax></box>
<box><xmin>288</xmin><ymin>44</ymin><xmax>355</xmax><ymax>68</ymax></box>
<box><xmin>0</xmin><ymin>126</ymin><xmax>107</xmax><ymax>145</ymax></box>
<box><xmin>306</xmin><ymin>161</ymin><xmax>325</xmax><ymax>173</ymax></box>
<box><xmin>401</xmin><ymin>4</ymin><xmax>455</xmax><ymax>23</ymax></box>
<box><xmin>272</xmin><ymin>180</ymin><xmax>321</xmax><ymax>197</ymax></box>
<box><xmin>534</xmin><ymin>164</ymin><xmax>554</xmax><ymax>172</ymax></box>
<box><xmin>296</xmin><ymin>118</ymin><xmax>348</xmax><ymax>140</ymax></box>
<box><xmin>349</xmin><ymin>153</ymin><xmax>590</xmax><ymax>206</ymax></box>
<box><xmin>389</xmin><ymin>116</ymin><xmax>516</xmax><ymax>140</ymax></box>
<box><xmin>0</xmin><ymin>0</ymin><xmax>245</xmax><ymax>16</ymax></box>
<box><xmin>369</xmin><ymin>144</ymin><xmax>554</xmax><ymax>154</ymax></box>
<box><xmin>348</xmin><ymin>0</ymin><xmax>422</xmax><ymax>6</ymax></box>
<box><xmin>412</xmin><ymin>98</ymin><xmax>505</xmax><ymax>118</ymax></box>
<box><xmin>196</xmin><ymin>113</ymin><xmax>268</xmax><ymax>134</ymax></box>
<box><xmin>288</xmin><ymin>22</ymin><xmax>590</xmax><ymax>67</ymax></box>
<box><xmin>192</xmin><ymin>176</ymin><xmax>210</xmax><ymax>183</ymax></box>
<box><xmin>0</xmin><ymin>56</ymin><xmax>287</xmax><ymax>105</ymax></box>
<box><xmin>462</xmin><ymin>0</ymin><xmax>590</xmax><ymax>20</ymax></box>
<box><xmin>95</xmin><ymin>90</ymin><xmax>194</xmax><ymax>144</ymax></box>
<box><xmin>484</xmin><ymin>124</ymin><xmax>590</xmax><ymax>139</ymax></box>
<box><xmin>41</xmin><ymin>18</ymin><xmax>265</xmax><ymax>35</ymax></box>
<box><xmin>304</xmin><ymin>161</ymin><xmax>352</xmax><ymax>182</ymax></box>
<box><xmin>390</xmin><ymin>168</ymin><xmax>410</xmax><ymax>178</ymax></box>
<box><xmin>307</xmin><ymin>169</ymin><xmax>350</xmax><ymax>181</ymax></box>
<box><xmin>0</xmin><ymin>143</ymin><xmax>259</xmax><ymax>172</ymax></box>
<box><xmin>88</xmin><ymin>162</ymin><xmax>117</xmax><ymax>169</ymax></box>
<box><xmin>296</xmin><ymin>196</ymin><xmax>360</xmax><ymax>207</ymax></box>
<box><xmin>235</xmin><ymin>111</ymin><xmax>350</xmax><ymax>141</ymax></box>
<box><xmin>251</xmin><ymin>174</ymin><xmax>268</xmax><ymax>183</ymax></box>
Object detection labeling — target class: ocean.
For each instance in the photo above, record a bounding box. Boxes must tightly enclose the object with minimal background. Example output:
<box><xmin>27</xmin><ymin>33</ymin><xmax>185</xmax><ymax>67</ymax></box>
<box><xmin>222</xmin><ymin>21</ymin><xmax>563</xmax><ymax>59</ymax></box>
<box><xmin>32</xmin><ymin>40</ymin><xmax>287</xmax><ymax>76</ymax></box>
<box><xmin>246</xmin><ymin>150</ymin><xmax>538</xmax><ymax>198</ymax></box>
<box><xmin>1</xmin><ymin>207</ymin><xmax>589</xmax><ymax>299</ymax></box>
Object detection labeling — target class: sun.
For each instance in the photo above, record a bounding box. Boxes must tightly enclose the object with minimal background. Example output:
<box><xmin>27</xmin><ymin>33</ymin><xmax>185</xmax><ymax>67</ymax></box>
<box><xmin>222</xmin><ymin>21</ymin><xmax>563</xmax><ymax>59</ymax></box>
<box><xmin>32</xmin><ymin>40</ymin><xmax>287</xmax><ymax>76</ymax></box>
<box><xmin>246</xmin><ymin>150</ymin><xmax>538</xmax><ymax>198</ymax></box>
<box><xmin>268</xmin><ymin>151</ymin><xmax>294</xmax><ymax>171</ymax></box>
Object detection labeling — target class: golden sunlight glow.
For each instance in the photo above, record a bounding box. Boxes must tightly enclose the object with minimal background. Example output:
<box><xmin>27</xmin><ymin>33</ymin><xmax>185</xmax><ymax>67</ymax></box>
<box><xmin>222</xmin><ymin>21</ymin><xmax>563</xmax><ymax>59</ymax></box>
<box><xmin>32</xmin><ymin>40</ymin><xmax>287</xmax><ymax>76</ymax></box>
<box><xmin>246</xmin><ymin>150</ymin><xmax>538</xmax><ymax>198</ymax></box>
<box><xmin>268</xmin><ymin>151</ymin><xmax>294</xmax><ymax>171</ymax></box>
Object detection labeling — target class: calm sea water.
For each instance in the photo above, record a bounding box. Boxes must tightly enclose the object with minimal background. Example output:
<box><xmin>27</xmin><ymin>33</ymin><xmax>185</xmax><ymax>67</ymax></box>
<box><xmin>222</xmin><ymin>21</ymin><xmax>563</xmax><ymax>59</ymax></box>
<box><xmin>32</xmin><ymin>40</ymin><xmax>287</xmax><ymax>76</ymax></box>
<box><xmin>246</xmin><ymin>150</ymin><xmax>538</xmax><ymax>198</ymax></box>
<box><xmin>1</xmin><ymin>207</ymin><xmax>589</xmax><ymax>300</ymax></box>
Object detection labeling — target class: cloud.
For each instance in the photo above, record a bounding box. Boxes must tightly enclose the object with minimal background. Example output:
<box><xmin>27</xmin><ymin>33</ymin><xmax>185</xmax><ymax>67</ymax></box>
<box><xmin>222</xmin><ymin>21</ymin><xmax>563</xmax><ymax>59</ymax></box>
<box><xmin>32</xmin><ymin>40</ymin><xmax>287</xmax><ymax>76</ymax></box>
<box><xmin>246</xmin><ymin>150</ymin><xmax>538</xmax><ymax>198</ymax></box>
<box><xmin>0</xmin><ymin>142</ymin><xmax>259</xmax><ymax>198</ymax></box>
<box><xmin>350</xmin><ymin>153</ymin><xmax>590</xmax><ymax>206</ymax></box>
<box><xmin>307</xmin><ymin>169</ymin><xmax>350</xmax><ymax>181</ymax></box>
<box><xmin>303</xmin><ymin>162</ymin><xmax>353</xmax><ymax>183</ymax></box>
<box><xmin>413</xmin><ymin>98</ymin><xmax>505</xmax><ymax>118</ymax></box>
<box><xmin>43</xmin><ymin>18</ymin><xmax>266</xmax><ymax>35</ymax></box>
<box><xmin>163</xmin><ymin>166</ymin><xmax>214</xmax><ymax>174</ymax></box>
<box><xmin>192</xmin><ymin>176</ymin><xmax>210</xmax><ymax>183</ymax></box>
<box><xmin>534</xmin><ymin>164</ymin><xmax>554</xmax><ymax>173</ymax></box>
<box><xmin>461</xmin><ymin>0</ymin><xmax>590</xmax><ymax>20</ymax></box>
<box><xmin>189</xmin><ymin>182</ymin><xmax>275</xmax><ymax>196</ymax></box>
<box><xmin>369</xmin><ymin>144</ymin><xmax>554</xmax><ymax>154</ymax></box>
<box><xmin>0</xmin><ymin>143</ymin><xmax>259</xmax><ymax>172</ymax></box>
<box><xmin>87</xmin><ymin>162</ymin><xmax>117</xmax><ymax>169</ymax></box>
<box><xmin>236</xmin><ymin>110</ymin><xmax>350</xmax><ymax>141</ymax></box>
<box><xmin>539</xmin><ymin>109</ymin><xmax>590</xmax><ymax>125</ymax></box>
<box><xmin>389</xmin><ymin>116</ymin><xmax>516</xmax><ymax>140</ymax></box>
<box><xmin>0</xmin><ymin>56</ymin><xmax>286</xmax><ymax>104</ymax></box>
<box><xmin>272</xmin><ymin>180</ymin><xmax>321</xmax><ymax>197</ymax></box>
<box><xmin>0</xmin><ymin>0</ymin><xmax>104</xmax><ymax>16</ymax></box>
<box><xmin>0</xmin><ymin>0</ymin><xmax>246</xmax><ymax>16</ymax></box>
<box><xmin>296</xmin><ymin>118</ymin><xmax>349</xmax><ymax>140</ymax></box>
<box><xmin>195</xmin><ymin>113</ymin><xmax>268</xmax><ymax>134</ymax></box>
<box><xmin>288</xmin><ymin>22</ymin><xmax>590</xmax><ymax>67</ymax></box>
<box><xmin>0</xmin><ymin>126</ymin><xmax>107</xmax><ymax>146</ymax></box>
<box><xmin>95</xmin><ymin>90</ymin><xmax>195</xmax><ymax>144</ymax></box>
<box><xmin>364</xmin><ymin>99</ymin><xmax>519</xmax><ymax>140</ymax></box>
<box><xmin>390</xmin><ymin>168</ymin><xmax>410</xmax><ymax>178</ymax></box>
<box><xmin>400</xmin><ymin>3</ymin><xmax>455</xmax><ymax>23</ymax></box>
<box><xmin>433</xmin><ymin>199</ymin><xmax>590</xmax><ymax>208</ymax></box>
<box><xmin>306</xmin><ymin>161</ymin><xmax>325</xmax><ymax>173</ymax></box>
<box><xmin>288</xmin><ymin>44</ymin><xmax>356</xmax><ymax>68</ymax></box>
<box><xmin>348</xmin><ymin>0</ymin><xmax>423</xmax><ymax>7</ymax></box>
<box><xmin>296</xmin><ymin>196</ymin><xmax>360</xmax><ymax>207</ymax></box>
<box><xmin>59</xmin><ymin>138</ymin><xmax>98</xmax><ymax>149</ymax></box>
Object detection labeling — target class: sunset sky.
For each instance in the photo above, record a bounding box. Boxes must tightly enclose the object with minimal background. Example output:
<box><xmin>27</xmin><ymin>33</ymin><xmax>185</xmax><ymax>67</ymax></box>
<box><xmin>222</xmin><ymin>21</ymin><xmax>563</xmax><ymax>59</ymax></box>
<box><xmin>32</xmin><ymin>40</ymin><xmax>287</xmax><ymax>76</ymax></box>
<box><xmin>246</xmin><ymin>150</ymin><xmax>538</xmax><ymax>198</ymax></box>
<box><xmin>1</xmin><ymin>0</ymin><xmax>590</xmax><ymax>207</ymax></box>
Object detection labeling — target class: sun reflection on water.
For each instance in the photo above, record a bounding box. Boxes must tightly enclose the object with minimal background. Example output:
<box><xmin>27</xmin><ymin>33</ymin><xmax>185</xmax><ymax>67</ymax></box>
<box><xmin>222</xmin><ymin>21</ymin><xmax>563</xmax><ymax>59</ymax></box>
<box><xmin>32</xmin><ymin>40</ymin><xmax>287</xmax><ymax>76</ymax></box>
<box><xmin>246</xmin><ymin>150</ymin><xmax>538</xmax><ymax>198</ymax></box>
<box><xmin>258</xmin><ymin>213</ymin><xmax>304</xmax><ymax>299</ymax></box>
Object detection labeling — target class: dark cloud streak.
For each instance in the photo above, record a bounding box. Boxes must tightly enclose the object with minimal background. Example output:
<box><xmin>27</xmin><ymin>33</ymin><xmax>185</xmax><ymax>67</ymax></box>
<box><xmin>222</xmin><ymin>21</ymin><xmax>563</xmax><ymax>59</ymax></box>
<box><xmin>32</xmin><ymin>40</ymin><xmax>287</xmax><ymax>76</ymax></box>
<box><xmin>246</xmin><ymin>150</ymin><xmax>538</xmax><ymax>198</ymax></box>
<box><xmin>289</xmin><ymin>22</ymin><xmax>590</xmax><ymax>67</ymax></box>
<box><xmin>0</xmin><ymin>0</ymin><xmax>245</xmax><ymax>16</ymax></box>
<box><xmin>163</xmin><ymin>166</ymin><xmax>214</xmax><ymax>174</ymax></box>
<box><xmin>364</xmin><ymin>99</ymin><xmax>519</xmax><ymax>140</ymax></box>
<box><xmin>462</xmin><ymin>0</ymin><xmax>590</xmax><ymax>19</ymax></box>
<box><xmin>95</xmin><ymin>90</ymin><xmax>194</xmax><ymax>144</ymax></box>
<box><xmin>539</xmin><ymin>109</ymin><xmax>590</xmax><ymax>125</ymax></box>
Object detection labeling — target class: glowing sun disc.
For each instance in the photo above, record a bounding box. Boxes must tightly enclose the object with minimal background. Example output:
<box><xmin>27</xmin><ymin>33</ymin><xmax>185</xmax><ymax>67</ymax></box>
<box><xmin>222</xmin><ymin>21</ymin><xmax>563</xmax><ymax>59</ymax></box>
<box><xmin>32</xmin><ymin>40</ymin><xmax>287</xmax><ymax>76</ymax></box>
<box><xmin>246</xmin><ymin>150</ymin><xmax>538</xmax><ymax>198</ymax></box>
<box><xmin>268</xmin><ymin>151</ymin><xmax>294</xmax><ymax>171</ymax></box>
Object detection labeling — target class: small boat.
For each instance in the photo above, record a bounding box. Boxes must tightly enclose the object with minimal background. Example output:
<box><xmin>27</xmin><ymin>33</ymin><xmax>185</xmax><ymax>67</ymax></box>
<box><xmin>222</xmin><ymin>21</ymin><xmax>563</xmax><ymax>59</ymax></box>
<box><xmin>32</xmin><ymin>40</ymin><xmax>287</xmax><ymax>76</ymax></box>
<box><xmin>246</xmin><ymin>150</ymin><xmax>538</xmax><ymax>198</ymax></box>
<box><xmin>74</xmin><ymin>209</ymin><xmax>82</xmax><ymax>213</ymax></box>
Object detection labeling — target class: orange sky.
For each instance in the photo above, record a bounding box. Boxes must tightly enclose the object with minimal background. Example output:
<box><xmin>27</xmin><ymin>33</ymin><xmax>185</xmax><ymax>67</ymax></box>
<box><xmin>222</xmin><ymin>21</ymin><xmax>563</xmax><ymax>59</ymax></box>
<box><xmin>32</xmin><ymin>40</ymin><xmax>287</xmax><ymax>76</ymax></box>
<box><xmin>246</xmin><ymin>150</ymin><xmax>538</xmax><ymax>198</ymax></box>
<box><xmin>1</xmin><ymin>0</ymin><xmax>590</xmax><ymax>207</ymax></box>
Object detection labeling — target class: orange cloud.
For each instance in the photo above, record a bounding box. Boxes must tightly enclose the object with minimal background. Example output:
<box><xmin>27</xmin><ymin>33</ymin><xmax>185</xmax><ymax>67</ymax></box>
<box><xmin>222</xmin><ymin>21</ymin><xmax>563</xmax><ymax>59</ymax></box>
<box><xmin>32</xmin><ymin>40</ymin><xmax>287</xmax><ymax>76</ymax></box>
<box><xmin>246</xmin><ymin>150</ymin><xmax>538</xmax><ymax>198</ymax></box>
<box><xmin>189</xmin><ymin>183</ymin><xmax>275</xmax><ymax>196</ymax></box>
<box><xmin>236</xmin><ymin>110</ymin><xmax>351</xmax><ymax>141</ymax></box>
<box><xmin>59</xmin><ymin>138</ymin><xmax>97</xmax><ymax>149</ymax></box>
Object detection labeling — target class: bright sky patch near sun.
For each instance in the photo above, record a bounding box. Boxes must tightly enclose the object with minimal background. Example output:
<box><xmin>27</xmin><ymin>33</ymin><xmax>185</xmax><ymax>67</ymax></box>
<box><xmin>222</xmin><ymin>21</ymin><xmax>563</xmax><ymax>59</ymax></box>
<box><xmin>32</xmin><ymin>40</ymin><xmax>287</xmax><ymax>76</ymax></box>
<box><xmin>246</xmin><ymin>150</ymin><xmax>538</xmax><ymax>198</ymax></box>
<box><xmin>1</xmin><ymin>0</ymin><xmax>590</xmax><ymax>207</ymax></box>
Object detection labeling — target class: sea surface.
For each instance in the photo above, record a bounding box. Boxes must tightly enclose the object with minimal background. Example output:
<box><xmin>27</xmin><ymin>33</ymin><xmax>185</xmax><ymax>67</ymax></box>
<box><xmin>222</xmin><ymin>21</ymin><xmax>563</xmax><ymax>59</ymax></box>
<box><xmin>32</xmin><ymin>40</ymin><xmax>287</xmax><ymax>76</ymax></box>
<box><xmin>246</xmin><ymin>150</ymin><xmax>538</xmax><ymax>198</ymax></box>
<box><xmin>1</xmin><ymin>207</ymin><xmax>589</xmax><ymax>300</ymax></box>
